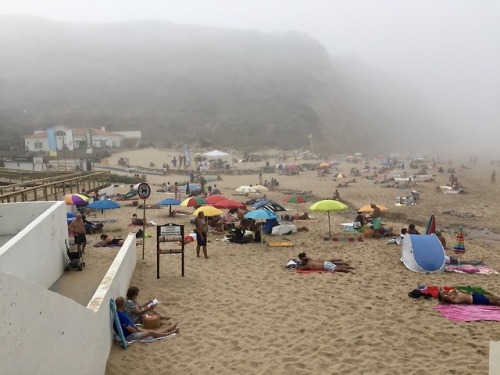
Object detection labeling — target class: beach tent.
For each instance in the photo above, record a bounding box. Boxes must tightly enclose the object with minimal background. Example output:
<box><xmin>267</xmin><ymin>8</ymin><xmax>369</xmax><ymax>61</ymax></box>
<box><xmin>203</xmin><ymin>150</ymin><xmax>229</xmax><ymax>158</ymax></box>
<box><xmin>401</xmin><ymin>234</ymin><xmax>445</xmax><ymax>273</ymax></box>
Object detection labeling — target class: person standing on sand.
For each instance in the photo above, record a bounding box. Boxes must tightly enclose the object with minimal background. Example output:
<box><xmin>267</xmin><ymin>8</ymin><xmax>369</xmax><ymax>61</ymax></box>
<box><xmin>491</xmin><ymin>171</ymin><xmax>496</xmax><ymax>184</ymax></box>
<box><xmin>68</xmin><ymin>213</ymin><xmax>87</xmax><ymax>254</ymax></box>
<box><xmin>195</xmin><ymin>211</ymin><xmax>209</xmax><ymax>258</ymax></box>
<box><xmin>174</xmin><ymin>182</ymin><xmax>179</xmax><ymax>201</ymax></box>
<box><xmin>370</xmin><ymin>203</ymin><xmax>382</xmax><ymax>236</ymax></box>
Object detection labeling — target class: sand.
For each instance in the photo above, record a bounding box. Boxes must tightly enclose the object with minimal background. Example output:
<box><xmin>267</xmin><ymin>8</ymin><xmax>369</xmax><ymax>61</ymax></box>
<box><xmin>84</xmin><ymin>148</ymin><xmax>500</xmax><ymax>375</ymax></box>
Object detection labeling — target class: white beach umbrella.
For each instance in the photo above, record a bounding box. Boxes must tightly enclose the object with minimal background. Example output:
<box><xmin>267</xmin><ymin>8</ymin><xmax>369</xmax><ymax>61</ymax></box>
<box><xmin>235</xmin><ymin>186</ymin><xmax>257</xmax><ymax>194</ymax></box>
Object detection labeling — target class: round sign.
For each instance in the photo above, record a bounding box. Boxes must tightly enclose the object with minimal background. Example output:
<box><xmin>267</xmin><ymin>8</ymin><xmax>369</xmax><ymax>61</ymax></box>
<box><xmin>137</xmin><ymin>182</ymin><xmax>151</xmax><ymax>199</ymax></box>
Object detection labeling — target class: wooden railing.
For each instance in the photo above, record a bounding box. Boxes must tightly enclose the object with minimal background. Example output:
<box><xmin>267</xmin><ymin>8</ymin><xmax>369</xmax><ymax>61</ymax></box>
<box><xmin>0</xmin><ymin>171</ymin><xmax>111</xmax><ymax>203</ymax></box>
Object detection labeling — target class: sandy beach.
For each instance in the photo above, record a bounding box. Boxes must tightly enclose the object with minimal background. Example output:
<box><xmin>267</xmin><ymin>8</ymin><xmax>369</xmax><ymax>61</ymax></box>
<box><xmin>76</xmin><ymin>148</ymin><xmax>500</xmax><ymax>375</ymax></box>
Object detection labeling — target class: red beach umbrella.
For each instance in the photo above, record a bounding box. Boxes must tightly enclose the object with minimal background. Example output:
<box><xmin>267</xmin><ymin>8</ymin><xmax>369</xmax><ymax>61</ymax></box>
<box><xmin>205</xmin><ymin>195</ymin><xmax>229</xmax><ymax>205</ymax></box>
<box><xmin>213</xmin><ymin>199</ymin><xmax>246</xmax><ymax>209</ymax></box>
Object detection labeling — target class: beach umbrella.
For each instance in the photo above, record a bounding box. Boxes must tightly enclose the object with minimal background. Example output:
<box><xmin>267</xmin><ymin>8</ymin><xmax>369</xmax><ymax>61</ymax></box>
<box><xmin>346</xmin><ymin>155</ymin><xmax>355</xmax><ymax>161</ymax></box>
<box><xmin>235</xmin><ymin>186</ymin><xmax>257</xmax><ymax>194</ymax></box>
<box><xmin>253</xmin><ymin>184</ymin><xmax>269</xmax><ymax>192</ymax></box>
<box><xmin>205</xmin><ymin>195</ymin><xmax>228</xmax><ymax>205</ymax></box>
<box><xmin>64</xmin><ymin>193</ymin><xmax>89</xmax><ymax>206</ymax></box>
<box><xmin>330</xmin><ymin>161</ymin><xmax>340</xmax><ymax>166</ymax></box>
<box><xmin>88</xmin><ymin>200</ymin><xmax>121</xmax><ymax>210</ymax></box>
<box><xmin>244</xmin><ymin>209</ymin><xmax>279</xmax><ymax>221</ymax></box>
<box><xmin>252</xmin><ymin>200</ymin><xmax>270</xmax><ymax>208</ymax></box>
<box><xmin>336</xmin><ymin>173</ymin><xmax>346</xmax><ymax>179</ymax></box>
<box><xmin>319</xmin><ymin>162</ymin><xmax>330</xmax><ymax>169</ymax></box>
<box><xmin>309</xmin><ymin>199</ymin><xmax>349</xmax><ymax>237</ymax></box>
<box><xmin>453</xmin><ymin>226</ymin><xmax>465</xmax><ymax>255</ymax></box>
<box><xmin>192</xmin><ymin>205</ymin><xmax>223</xmax><ymax>217</ymax></box>
<box><xmin>354</xmin><ymin>152</ymin><xmax>363</xmax><ymax>157</ymax></box>
<box><xmin>253</xmin><ymin>199</ymin><xmax>288</xmax><ymax>212</ymax></box>
<box><xmin>282</xmin><ymin>195</ymin><xmax>307</xmax><ymax>204</ymax></box>
<box><xmin>180</xmin><ymin>196</ymin><xmax>206</xmax><ymax>208</ymax></box>
<box><xmin>357</xmin><ymin>204</ymin><xmax>389</xmax><ymax>213</ymax></box>
<box><xmin>425</xmin><ymin>214</ymin><xmax>436</xmax><ymax>234</ymax></box>
<box><xmin>214</xmin><ymin>199</ymin><xmax>246</xmax><ymax>209</ymax></box>
<box><xmin>157</xmin><ymin>198</ymin><xmax>181</xmax><ymax>215</ymax></box>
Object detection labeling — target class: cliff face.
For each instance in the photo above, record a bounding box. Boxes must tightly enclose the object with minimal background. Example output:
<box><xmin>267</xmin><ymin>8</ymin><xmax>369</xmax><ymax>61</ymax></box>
<box><xmin>0</xmin><ymin>16</ymin><xmax>441</xmax><ymax>154</ymax></box>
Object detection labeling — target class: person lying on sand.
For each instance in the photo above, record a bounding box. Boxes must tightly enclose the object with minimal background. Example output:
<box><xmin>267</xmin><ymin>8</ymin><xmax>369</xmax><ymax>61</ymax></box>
<box><xmin>100</xmin><ymin>234</ymin><xmax>125</xmax><ymax>246</ymax></box>
<box><xmin>298</xmin><ymin>256</ymin><xmax>354</xmax><ymax>274</ymax></box>
<box><xmin>297</xmin><ymin>252</ymin><xmax>349</xmax><ymax>266</ymax></box>
<box><xmin>115</xmin><ymin>297</ymin><xmax>179</xmax><ymax>342</ymax></box>
<box><xmin>438</xmin><ymin>287</ymin><xmax>500</xmax><ymax>306</ymax></box>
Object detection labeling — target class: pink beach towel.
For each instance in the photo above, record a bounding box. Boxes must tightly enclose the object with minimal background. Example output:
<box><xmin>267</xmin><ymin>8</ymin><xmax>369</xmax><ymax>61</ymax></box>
<box><xmin>444</xmin><ymin>265</ymin><xmax>498</xmax><ymax>275</ymax></box>
<box><xmin>435</xmin><ymin>304</ymin><xmax>500</xmax><ymax>322</ymax></box>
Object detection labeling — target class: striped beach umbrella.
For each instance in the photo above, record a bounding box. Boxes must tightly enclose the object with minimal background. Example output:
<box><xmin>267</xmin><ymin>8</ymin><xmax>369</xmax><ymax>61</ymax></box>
<box><xmin>64</xmin><ymin>193</ymin><xmax>89</xmax><ymax>206</ymax></box>
<box><xmin>453</xmin><ymin>226</ymin><xmax>465</xmax><ymax>254</ymax></box>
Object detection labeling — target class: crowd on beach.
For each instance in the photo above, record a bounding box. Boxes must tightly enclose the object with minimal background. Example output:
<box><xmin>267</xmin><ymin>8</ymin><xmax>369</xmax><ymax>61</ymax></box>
<box><xmin>62</xmin><ymin>151</ymin><xmax>500</xmax><ymax>370</ymax></box>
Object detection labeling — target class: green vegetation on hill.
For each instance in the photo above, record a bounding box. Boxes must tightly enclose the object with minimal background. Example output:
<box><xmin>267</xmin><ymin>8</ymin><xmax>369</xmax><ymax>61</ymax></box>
<box><xmin>0</xmin><ymin>16</ymin><xmax>442</xmax><ymax>154</ymax></box>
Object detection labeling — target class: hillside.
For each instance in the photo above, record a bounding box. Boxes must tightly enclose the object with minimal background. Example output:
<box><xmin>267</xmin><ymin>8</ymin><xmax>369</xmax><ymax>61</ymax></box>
<box><xmin>0</xmin><ymin>16</ymin><xmax>442</xmax><ymax>155</ymax></box>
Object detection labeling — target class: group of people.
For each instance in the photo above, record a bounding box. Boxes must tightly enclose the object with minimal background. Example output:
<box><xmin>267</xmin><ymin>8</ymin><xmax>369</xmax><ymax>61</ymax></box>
<box><xmin>115</xmin><ymin>286</ymin><xmax>179</xmax><ymax>342</ymax></box>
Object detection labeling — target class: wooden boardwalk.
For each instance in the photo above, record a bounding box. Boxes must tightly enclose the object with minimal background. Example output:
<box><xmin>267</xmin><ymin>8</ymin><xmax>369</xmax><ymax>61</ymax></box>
<box><xmin>0</xmin><ymin>170</ymin><xmax>111</xmax><ymax>203</ymax></box>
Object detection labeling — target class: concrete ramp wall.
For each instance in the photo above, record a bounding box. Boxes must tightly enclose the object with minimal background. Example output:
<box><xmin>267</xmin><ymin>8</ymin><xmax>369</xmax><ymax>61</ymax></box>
<box><xmin>0</xmin><ymin>201</ymin><xmax>69</xmax><ymax>287</ymax></box>
<box><xmin>0</xmin><ymin>201</ymin><xmax>137</xmax><ymax>375</ymax></box>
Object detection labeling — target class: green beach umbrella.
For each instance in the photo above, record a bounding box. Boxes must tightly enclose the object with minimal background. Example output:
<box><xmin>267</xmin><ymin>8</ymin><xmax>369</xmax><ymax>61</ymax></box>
<box><xmin>309</xmin><ymin>199</ymin><xmax>348</xmax><ymax>237</ymax></box>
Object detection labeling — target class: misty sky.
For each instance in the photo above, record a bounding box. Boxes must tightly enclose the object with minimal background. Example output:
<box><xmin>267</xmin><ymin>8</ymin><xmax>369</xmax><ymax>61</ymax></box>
<box><xmin>3</xmin><ymin>0</ymin><xmax>500</xmax><ymax>152</ymax></box>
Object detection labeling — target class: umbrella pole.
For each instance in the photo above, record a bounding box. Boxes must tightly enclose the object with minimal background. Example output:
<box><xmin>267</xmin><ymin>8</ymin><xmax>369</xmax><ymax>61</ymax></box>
<box><xmin>169</xmin><ymin>205</ymin><xmax>172</xmax><ymax>216</ymax></box>
<box><xmin>328</xmin><ymin>212</ymin><xmax>332</xmax><ymax>238</ymax></box>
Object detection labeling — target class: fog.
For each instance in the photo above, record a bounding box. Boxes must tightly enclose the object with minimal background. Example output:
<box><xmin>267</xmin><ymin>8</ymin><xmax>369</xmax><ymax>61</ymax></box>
<box><xmin>2</xmin><ymin>0</ymin><xmax>500</xmax><ymax>155</ymax></box>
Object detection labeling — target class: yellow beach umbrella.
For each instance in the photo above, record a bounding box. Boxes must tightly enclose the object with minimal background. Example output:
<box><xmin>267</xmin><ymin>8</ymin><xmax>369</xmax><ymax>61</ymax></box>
<box><xmin>357</xmin><ymin>204</ymin><xmax>389</xmax><ymax>213</ymax></box>
<box><xmin>192</xmin><ymin>205</ymin><xmax>223</xmax><ymax>217</ymax></box>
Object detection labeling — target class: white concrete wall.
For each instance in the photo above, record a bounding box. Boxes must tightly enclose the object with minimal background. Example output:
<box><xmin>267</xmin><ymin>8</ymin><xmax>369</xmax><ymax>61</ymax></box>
<box><xmin>0</xmin><ymin>202</ymin><xmax>68</xmax><ymax>287</ymax></box>
<box><xmin>490</xmin><ymin>341</ymin><xmax>500</xmax><ymax>375</ymax></box>
<box><xmin>0</xmin><ymin>201</ymin><xmax>137</xmax><ymax>375</ymax></box>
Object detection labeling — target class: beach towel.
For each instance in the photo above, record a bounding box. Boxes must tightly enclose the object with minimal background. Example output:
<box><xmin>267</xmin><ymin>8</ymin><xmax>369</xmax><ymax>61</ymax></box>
<box><xmin>444</xmin><ymin>265</ymin><xmax>498</xmax><ymax>275</ymax></box>
<box><xmin>435</xmin><ymin>304</ymin><xmax>500</xmax><ymax>322</ymax></box>
<box><xmin>94</xmin><ymin>241</ymin><xmax>121</xmax><ymax>248</ymax></box>
<box><xmin>293</xmin><ymin>219</ymin><xmax>320</xmax><ymax>223</ymax></box>
<box><xmin>268</xmin><ymin>241</ymin><xmax>294</xmax><ymax>247</ymax></box>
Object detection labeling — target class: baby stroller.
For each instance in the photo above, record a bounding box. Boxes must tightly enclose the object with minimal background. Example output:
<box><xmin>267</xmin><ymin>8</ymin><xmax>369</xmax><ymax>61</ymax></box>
<box><xmin>65</xmin><ymin>240</ymin><xmax>85</xmax><ymax>271</ymax></box>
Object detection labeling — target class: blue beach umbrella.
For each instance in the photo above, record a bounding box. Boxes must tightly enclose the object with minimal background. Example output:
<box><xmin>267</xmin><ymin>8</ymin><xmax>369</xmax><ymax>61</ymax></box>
<box><xmin>244</xmin><ymin>209</ymin><xmax>279</xmax><ymax>221</ymax></box>
<box><xmin>157</xmin><ymin>198</ymin><xmax>181</xmax><ymax>215</ymax></box>
<box><xmin>88</xmin><ymin>200</ymin><xmax>121</xmax><ymax>210</ymax></box>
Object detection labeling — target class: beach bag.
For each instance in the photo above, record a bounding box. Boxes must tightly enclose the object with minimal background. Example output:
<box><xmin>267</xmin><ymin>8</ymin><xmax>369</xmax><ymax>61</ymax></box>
<box><xmin>142</xmin><ymin>313</ymin><xmax>161</xmax><ymax>329</ymax></box>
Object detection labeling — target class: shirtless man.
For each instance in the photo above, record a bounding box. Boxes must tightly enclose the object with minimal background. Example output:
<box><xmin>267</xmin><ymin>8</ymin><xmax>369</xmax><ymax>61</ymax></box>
<box><xmin>195</xmin><ymin>211</ymin><xmax>209</xmax><ymax>258</ymax></box>
<box><xmin>298</xmin><ymin>256</ymin><xmax>354</xmax><ymax>274</ymax></box>
<box><xmin>438</xmin><ymin>287</ymin><xmax>500</xmax><ymax>306</ymax></box>
<box><xmin>100</xmin><ymin>234</ymin><xmax>125</xmax><ymax>246</ymax></box>
<box><xmin>68</xmin><ymin>213</ymin><xmax>87</xmax><ymax>254</ymax></box>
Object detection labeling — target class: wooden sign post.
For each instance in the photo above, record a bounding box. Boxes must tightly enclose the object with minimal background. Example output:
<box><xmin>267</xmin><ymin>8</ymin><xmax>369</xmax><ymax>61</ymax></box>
<box><xmin>157</xmin><ymin>223</ymin><xmax>185</xmax><ymax>278</ymax></box>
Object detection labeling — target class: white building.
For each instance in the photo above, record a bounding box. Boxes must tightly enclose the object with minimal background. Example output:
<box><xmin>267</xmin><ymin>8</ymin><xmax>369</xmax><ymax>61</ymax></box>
<box><xmin>24</xmin><ymin>126</ymin><xmax>126</xmax><ymax>152</ymax></box>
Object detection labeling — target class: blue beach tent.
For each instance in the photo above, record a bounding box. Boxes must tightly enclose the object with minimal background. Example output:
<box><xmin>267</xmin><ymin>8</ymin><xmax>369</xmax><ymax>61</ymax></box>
<box><xmin>401</xmin><ymin>234</ymin><xmax>445</xmax><ymax>273</ymax></box>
